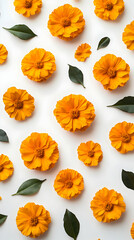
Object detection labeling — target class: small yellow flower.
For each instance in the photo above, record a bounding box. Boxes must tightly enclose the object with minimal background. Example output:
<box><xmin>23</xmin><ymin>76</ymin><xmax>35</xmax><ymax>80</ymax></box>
<box><xmin>0</xmin><ymin>44</ymin><xmax>8</xmax><ymax>64</ymax></box>
<box><xmin>54</xmin><ymin>169</ymin><xmax>84</xmax><ymax>199</ymax></box>
<box><xmin>131</xmin><ymin>222</ymin><xmax>134</xmax><ymax>239</ymax></box>
<box><xmin>16</xmin><ymin>202</ymin><xmax>51</xmax><ymax>238</ymax></box>
<box><xmin>0</xmin><ymin>154</ymin><xmax>14</xmax><ymax>181</ymax></box>
<box><xmin>75</xmin><ymin>43</ymin><xmax>92</xmax><ymax>62</ymax></box>
<box><xmin>14</xmin><ymin>0</ymin><xmax>42</xmax><ymax>17</ymax></box>
<box><xmin>122</xmin><ymin>21</ymin><xmax>134</xmax><ymax>50</ymax></box>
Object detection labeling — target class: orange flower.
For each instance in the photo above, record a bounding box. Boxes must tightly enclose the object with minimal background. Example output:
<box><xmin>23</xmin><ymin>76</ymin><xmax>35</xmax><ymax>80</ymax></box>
<box><xmin>93</xmin><ymin>54</ymin><xmax>130</xmax><ymax>90</ymax></box>
<box><xmin>122</xmin><ymin>21</ymin><xmax>134</xmax><ymax>50</ymax></box>
<box><xmin>0</xmin><ymin>196</ymin><xmax>2</xmax><ymax>200</ymax></box>
<box><xmin>93</xmin><ymin>0</ymin><xmax>124</xmax><ymax>21</ymax></box>
<box><xmin>109</xmin><ymin>121</ymin><xmax>134</xmax><ymax>154</ymax></box>
<box><xmin>3</xmin><ymin>87</ymin><xmax>35</xmax><ymax>121</ymax></box>
<box><xmin>90</xmin><ymin>187</ymin><xmax>126</xmax><ymax>223</ymax></box>
<box><xmin>54</xmin><ymin>169</ymin><xmax>84</xmax><ymax>199</ymax></box>
<box><xmin>21</xmin><ymin>48</ymin><xmax>56</xmax><ymax>82</ymax></box>
<box><xmin>131</xmin><ymin>222</ymin><xmax>134</xmax><ymax>239</ymax></box>
<box><xmin>54</xmin><ymin>94</ymin><xmax>95</xmax><ymax>132</ymax></box>
<box><xmin>48</xmin><ymin>4</ymin><xmax>85</xmax><ymax>41</ymax></box>
<box><xmin>16</xmin><ymin>202</ymin><xmax>51</xmax><ymax>238</ymax></box>
<box><xmin>0</xmin><ymin>44</ymin><xmax>8</xmax><ymax>64</ymax></box>
<box><xmin>75</xmin><ymin>43</ymin><xmax>92</xmax><ymax>62</ymax></box>
<box><xmin>0</xmin><ymin>154</ymin><xmax>14</xmax><ymax>181</ymax></box>
<box><xmin>14</xmin><ymin>0</ymin><xmax>42</xmax><ymax>17</ymax></box>
<box><xmin>20</xmin><ymin>132</ymin><xmax>59</xmax><ymax>171</ymax></box>
<box><xmin>77</xmin><ymin>141</ymin><xmax>103</xmax><ymax>167</ymax></box>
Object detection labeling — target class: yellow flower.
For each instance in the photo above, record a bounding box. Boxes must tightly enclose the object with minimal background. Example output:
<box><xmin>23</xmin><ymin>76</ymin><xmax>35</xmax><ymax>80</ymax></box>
<box><xmin>90</xmin><ymin>187</ymin><xmax>126</xmax><ymax>223</ymax></box>
<box><xmin>48</xmin><ymin>4</ymin><xmax>85</xmax><ymax>41</ymax></box>
<box><xmin>54</xmin><ymin>94</ymin><xmax>95</xmax><ymax>132</ymax></box>
<box><xmin>93</xmin><ymin>54</ymin><xmax>130</xmax><ymax>90</ymax></box>
<box><xmin>20</xmin><ymin>132</ymin><xmax>59</xmax><ymax>171</ymax></box>
<box><xmin>21</xmin><ymin>48</ymin><xmax>56</xmax><ymax>82</ymax></box>
<box><xmin>109</xmin><ymin>121</ymin><xmax>134</xmax><ymax>154</ymax></box>
<box><xmin>77</xmin><ymin>141</ymin><xmax>103</xmax><ymax>166</ymax></box>
<box><xmin>0</xmin><ymin>154</ymin><xmax>14</xmax><ymax>181</ymax></box>
<box><xmin>93</xmin><ymin>0</ymin><xmax>124</xmax><ymax>20</ymax></box>
<box><xmin>3</xmin><ymin>87</ymin><xmax>35</xmax><ymax>121</ymax></box>
<box><xmin>54</xmin><ymin>169</ymin><xmax>84</xmax><ymax>199</ymax></box>
<box><xmin>75</xmin><ymin>43</ymin><xmax>92</xmax><ymax>62</ymax></box>
<box><xmin>16</xmin><ymin>202</ymin><xmax>51</xmax><ymax>238</ymax></box>
<box><xmin>131</xmin><ymin>222</ymin><xmax>134</xmax><ymax>239</ymax></box>
<box><xmin>0</xmin><ymin>44</ymin><xmax>8</xmax><ymax>64</ymax></box>
<box><xmin>14</xmin><ymin>0</ymin><xmax>42</xmax><ymax>17</ymax></box>
<box><xmin>0</xmin><ymin>196</ymin><xmax>2</xmax><ymax>200</ymax></box>
<box><xmin>122</xmin><ymin>21</ymin><xmax>134</xmax><ymax>50</ymax></box>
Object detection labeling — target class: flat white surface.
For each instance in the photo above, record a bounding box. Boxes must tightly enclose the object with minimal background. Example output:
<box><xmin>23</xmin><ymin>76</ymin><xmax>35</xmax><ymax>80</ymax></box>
<box><xmin>0</xmin><ymin>0</ymin><xmax>134</xmax><ymax>239</ymax></box>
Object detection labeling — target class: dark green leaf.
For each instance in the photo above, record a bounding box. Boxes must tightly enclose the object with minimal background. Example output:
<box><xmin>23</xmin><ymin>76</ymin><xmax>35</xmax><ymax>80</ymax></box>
<box><xmin>0</xmin><ymin>129</ymin><xmax>9</xmax><ymax>142</ymax></box>
<box><xmin>0</xmin><ymin>214</ymin><xmax>7</xmax><ymax>225</ymax></box>
<box><xmin>97</xmin><ymin>37</ymin><xmax>110</xmax><ymax>50</ymax></box>
<box><xmin>12</xmin><ymin>178</ymin><xmax>46</xmax><ymax>196</ymax></box>
<box><xmin>107</xmin><ymin>96</ymin><xmax>134</xmax><ymax>113</ymax></box>
<box><xmin>122</xmin><ymin>170</ymin><xmax>134</xmax><ymax>190</ymax></box>
<box><xmin>3</xmin><ymin>24</ymin><xmax>37</xmax><ymax>40</ymax></box>
<box><xmin>64</xmin><ymin>209</ymin><xmax>80</xmax><ymax>240</ymax></box>
<box><xmin>68</xmin><ymin>64</ymin><xmax>85</xmax><ymax>88</ymax></box>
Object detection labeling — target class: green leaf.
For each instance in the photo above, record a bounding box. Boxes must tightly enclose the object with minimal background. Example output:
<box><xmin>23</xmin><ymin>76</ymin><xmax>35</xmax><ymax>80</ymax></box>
<box><xmin>3</xmin><ymin>24</ymin><xmax>37</xmax><ymax>40</ymax></box>
<box><xmin>107</xmin><ymin>96</ymin><xmax>134</xmax><ymax>113</ymax></box>
<box><xmin>64</xmin><ymin>209</ymin><xmax>80</xmax><ymax>240</ymax></box>
<box><xmin>97</xmin><ymin>37</ymin><xmax>110</xmax><ymax>50</ymax></box>
<box><xmin>12</xmin><ymin>178</ymin><xmax>46</xmax><ymax>196</ymax></box>
<box><xmin>0</xmin><ymin>129</ymin><xmax>9</xmax><ymax>142</ymax></box>
<box><xmin>68</xmin><ymin>64</ymin><xmax>85</xmax><ymax>88</ymax></box>
<box><xmin>122</xmin><ymin>169</ymin><xmax>134</xmax><ymax>190</ymax></box>
<box><xmin>0</xmin><ymin>214</ymin><xmax>7</xmax><ymax>225</ymax></box>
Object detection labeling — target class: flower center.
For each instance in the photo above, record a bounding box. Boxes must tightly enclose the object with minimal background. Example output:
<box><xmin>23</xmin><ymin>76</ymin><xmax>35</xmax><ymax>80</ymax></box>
<box><xmin>105</xmin><ymin>203</ymin><xmax>113</xmax><ymax>212</ymax></box>
<box><xmin>0</xmin><ymin>166</ymin><xmax>3</xmax><ymax>172</ymax></box>
<box><xmin>107</xmin><ymin>67</ymin><xmax>116</xmax><ymax>78</ymax></box>
<box><xmin>14</xmin><ymin>101</ymin><xmax>23</xmax><ymax>109</ymax></box>
<box><xmin>36</xmin><ymin>149</ymin><xmax>44</xmax><ymax>158</ymax></box>
<box><xmin>88</xmin><ymin>151</ymin><xmax>94</xmax><ymax>157</ymax></box>
<box><xmin>25</xmin><ymin>0</ymin><xmax>32</xmax><ymax>8</ymax></box>
<box><xmin>122</xmin><ymin>134</ymin><xmax>131</xmax><ymax>143</ymax></box>
<box><xmin>65</xmin><ymin>181</ymin><xmax>73</xmax><ymax>189</ymax></box>
<box><xmin>106</xmin><ymin>3</ymin><xmax>113</xmax><ymax>11</ymax></box>
<box><xmin>30</xmin><ymin>217</ymin><xmax>38</xmax><ymax>226</ymax></box>
<box><xmin>36</xmin><ymin>62</ymin><xmax>44</xmax><ymax>69</ymax></box>
<box><xmin>71</xmin><ymin>110</ymin><xmax>80</xmax><ymax>119</ymax></box>
<box><xmin>61</xmin><ymin>18</ymin><xmax>71</xmax><ymax>27</ymax></box>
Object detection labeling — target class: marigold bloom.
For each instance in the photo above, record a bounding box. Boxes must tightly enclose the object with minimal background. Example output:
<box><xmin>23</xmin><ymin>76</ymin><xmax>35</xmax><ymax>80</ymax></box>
<box><xmin>90</xmin><ymin>187</ymin><xmax>126</xmax><ymax>223</ymax></box>
<box><xmin>93</xmin><ymin>0</ymin><xmax>124</xmax><ymax>21</ymax></box>
<box><xmin>20</xmin><ymin>132</ymin><xmax>59</xmax><ymax>171</ymax></box>
<box><xmin>3</xmin><ymin>87</ymin><xmax>35</xmax><ymax>121</ymax></box>
<box><xmin>21</xmin><ymin>48</ymin><xmax>56</xmax><ymax>82</ymax></box>
<box><xmin>54</xmin><ymin>94</ymin><xmax>95</xmax><ymax>132</ymax></box>
<box><xmin>0</xmin><ymin>154</ymin><xmax>14</xmax><ymax>181</ymax></box>
<box><xmin>16</xmin><ymin>202</ymin><xmax>51</xmax><ymax>238</ymax></box>
<box><xmin>109</xmin><ymin>121</ymin><xmax>134</xmax><ymax>154</ymax></box>
<box><xmin>93</xmin><ymin>54</ymin><xmax>130</xmax><ymax>90</ymax></box>
<box><xmin>75</xmin><ymin>43</ymin><xmax>92</xmax><ymax>62</ymax></box>
<box><xmin>14</xmin><ymin>0</ymin><xmax>42</xmax><ymax>17</ymax></box>
<box><xmin>77</xmin><ymin>141</ymin><xmax>103</xmax><ymax>167</ymax></box>
<box><xmin>131</xmin><ymin>223</ymin><xmax>134</xmax><ymax>239</ymax></box>
<box><xmin>0</xmin><ymin>44</ymin><xmax>8</xmax><ymax>64</ymax></box>
<box><xmin>122</xmin><ymin>21</ymin><xmax>134</xmax><ymax>50</ymax></box>
<box><xmin>48</xmin><ymin>4</ymin><xmax>85</xmax><ymax>41</ymax></box>
<box><xmin>0</xmin><ymin>196</ymin><xmax>2</xmax><ymax>200</ymax></box>
<box><xmin>54</xmin><ymin>169</ymin><xmax>84</xmax><ymax>199</ymax></box>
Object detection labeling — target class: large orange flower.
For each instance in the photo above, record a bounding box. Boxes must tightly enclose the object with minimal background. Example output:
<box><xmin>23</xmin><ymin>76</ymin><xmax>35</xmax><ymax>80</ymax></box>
<box><xmin>122</xmin><ymin>21</ymin><xmax>134</xmax><ymax>50</ymax></box>
<box><xmin>77</xmin><ymin>141</ymin><xmax>103</xmax><ymax>167</ymax></box>
<box><xmin>54</xmin><ymin>169</ymin><xmax>84</xmax><ymax>199</ymax></box>
<box><xmin>48</xmin><ymin>4</ymin><xmax>85</xmax><ymax>41</ymax></box>
<box><xmin>0</xmin><ymin>154</ymin><xmax>14</xmax><ymax>181</ymax></box>
<box><xmin>90</xmin><ymin>187</ymin><xmax>126</xmax><ymax>223</ymax></box>
<box><xmin>0</xmin><ymin>44</ymin><xmax>8</xmax><ymax>64</ymax></box>
<box><xmin>54</xmin><ymin>94</ymin><xmax>95</xmax><ymax>132</ymax></box>
<box><xmin>21</xmin><ymin>48</ymin><xmax>56</xmax><ymax>82</ymax></box>
<box><xmin>20</xmin><ymin>132</ymin><xmax>59</xmax><ymax>171</ymax></box>
<box><xmin>3</xmin><ymin>87</ymin><xmax>35</xmax><ymax>121</ymax></box>
<box><xmin>93</xmin><ymin>54</ymin><xmax>130</xmax><ymax>90</ymax></box>
<box><xmin>16</xmin><ymin>202</ymin><xmax>51</xmax><ymax>238</ymax></box>
<box><xmin>75</xmin><ymin>43</ymin><xmax>92</xmax><ymax>62</ymax></box>
<box><xmin>93</xmin><ymin>0</ymin><xmax>124</xmax><ymax>20</ymax></box>
<box><xmin>14</xmin><ymin>0</ymin><xmax>42</xmax><ymax>17</ymax></box>
<box><xmin>109</xmin><ymin>121</ymin><xmax>134</xmax><ymax>154</ymax></box>
<box><xmin>131</xmin><ymin>222</ymin><xmax>134</xmax><ymax>239</ymax></box>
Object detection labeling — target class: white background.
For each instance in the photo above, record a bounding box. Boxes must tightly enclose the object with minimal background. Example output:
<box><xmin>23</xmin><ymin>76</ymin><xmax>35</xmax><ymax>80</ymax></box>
<box><xmin>0</xmin><ymin>0</ymin><xmax>134</xmax><ymax>239</ymax></box>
